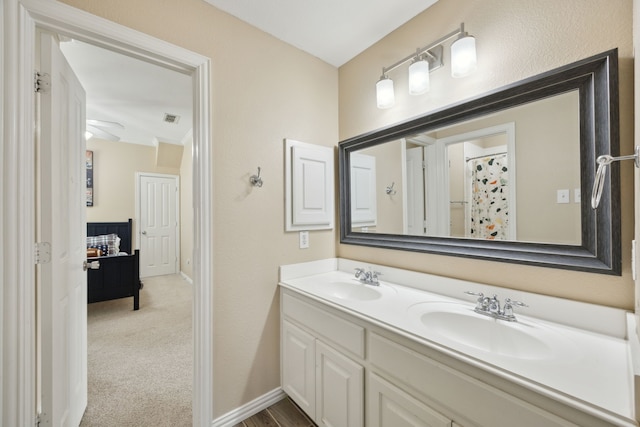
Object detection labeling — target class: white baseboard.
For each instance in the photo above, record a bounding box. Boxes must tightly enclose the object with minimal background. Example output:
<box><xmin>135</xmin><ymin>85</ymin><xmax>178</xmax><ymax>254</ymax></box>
<box><xmin>180</xmin><ymin>271</ymin><xmax>193</xmax><ymax>284</ymax></box>
<box><xmin>211</xmin><ymin>387</ymin><xmax>286</xmax><ymax>427</ymax></box>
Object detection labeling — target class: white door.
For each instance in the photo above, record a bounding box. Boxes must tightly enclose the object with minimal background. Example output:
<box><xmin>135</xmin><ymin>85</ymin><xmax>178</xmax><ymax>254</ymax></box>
<box><xmin>38</xmin><ymin>32</ymin><xmax>87</xmax><ymax>427</ymax></box>
<box><xmin>138</xmin><ymin>173</ymin><xmax>179</xmax><ymax>277</ymax></box>
<box><xmin>405</xmin><ymin>147</ymin><xmax>426</xmax><ymax>236</ymax></box>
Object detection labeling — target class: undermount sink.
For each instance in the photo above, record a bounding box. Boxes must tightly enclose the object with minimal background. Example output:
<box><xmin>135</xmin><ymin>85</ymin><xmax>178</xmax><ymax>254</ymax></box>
<box><xmin>408</xmin><ymin>301</ymin><xmax>575</xmax><ymax>361</ymax></box>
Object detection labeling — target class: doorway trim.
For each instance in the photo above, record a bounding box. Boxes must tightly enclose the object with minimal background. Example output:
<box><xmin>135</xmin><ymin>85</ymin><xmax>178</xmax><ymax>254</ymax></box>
<box><xmin>2</xmin><ymin>0</ymin><xmax>214</xmax><ymax>425</ymax></box>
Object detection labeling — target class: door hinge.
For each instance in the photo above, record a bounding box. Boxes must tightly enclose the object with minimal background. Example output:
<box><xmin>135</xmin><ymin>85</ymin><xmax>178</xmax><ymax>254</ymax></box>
<box><xmin>35</xmin><ymin>413</ymin><xmax>41</xmax><ymax>427</ymax></box>
<box><xmin>34</xmin><ymin>242</ymin><xmax>52</xmax><ymax>264</ymax></box>
<box><xmin>422</xmin><ymin>161</ymin><xmax>426</xmax><ymax>170</ymax></box>
<box><xmin>34</xmin><ymin>71</ymin><xmax>50</xmax><ymax>93</ymax></box>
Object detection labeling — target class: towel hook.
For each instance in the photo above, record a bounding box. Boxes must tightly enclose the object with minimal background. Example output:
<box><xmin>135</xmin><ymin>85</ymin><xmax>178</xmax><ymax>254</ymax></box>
<box><xmin>386</xmin><ymin>182</ymin><xmax>397</xmax><ymax>195</ymax></box>
<box><xmin>250</xmin><ymin>167</ymin><xmax>263</xmax><ymax>187</ymax></box>
<box><xmin>591</xmin><ymin>146</ymin><xmax>639</xmax><ymax>209</ymax></box>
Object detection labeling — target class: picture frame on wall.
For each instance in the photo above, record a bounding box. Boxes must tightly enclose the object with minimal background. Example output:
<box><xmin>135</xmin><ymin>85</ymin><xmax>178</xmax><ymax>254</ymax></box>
<box><xmin>86</xmin><ymin>150</ymin><xmax>94</xmax><ymax>206</ymax></box>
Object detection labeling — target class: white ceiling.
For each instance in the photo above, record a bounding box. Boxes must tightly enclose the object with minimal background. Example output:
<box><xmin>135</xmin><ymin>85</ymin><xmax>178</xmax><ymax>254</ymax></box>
<box><xmin>204</xmin><ymin>0</ymin><xmax>438</xmax><ymax>67</ymax></box>
<box><xmin>59</xmin><ymin>1</ymin><xmax>438</xmax><ymax>146</ymax></box>
<box><xmin>60</xmin><ymin>40</ymin><xmax>193</xmax><ymax>147</ymax></box>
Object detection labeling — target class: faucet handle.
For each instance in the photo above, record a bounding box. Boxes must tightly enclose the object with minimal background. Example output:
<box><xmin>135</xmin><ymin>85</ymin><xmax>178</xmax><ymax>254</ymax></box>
<box><xmin>464</xmin><ymin>291</ymin><xmax>485</xmax><ymax>310</ymax></box>
<box><xmin>503</xmin><ymin>298</ymin><xmax>528</xmax><ymax>317</ymax></box>
<box><xmin>504</xmin><ymin>298</ymin><xmax>528</xmax><ymax>308</ymax></box>
<box><xmin>371</xmin><ymin>270</ymin><xmax>382</xmax><ymax>282</ymax></box>
<box><xmin>464</xmin><ymin>291</ymin><xmax>484</xmax><ymax>298</ymax></box>
<box><xmin>354</xmin><ymin>267</ymin><xmax>365</xmax><ymax>278</ymax></box>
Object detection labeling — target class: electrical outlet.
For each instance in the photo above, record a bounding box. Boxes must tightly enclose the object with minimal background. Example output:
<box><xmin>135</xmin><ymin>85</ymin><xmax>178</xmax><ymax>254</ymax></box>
<box><xmin>299</xmin><ymin>231</ymin><xmax>309</xmax><ymax>249</ymax></box>
<box><xmin>556</xmin><ymin>189</ymin><xmax>570</xmax><ymax>204</ymax></box>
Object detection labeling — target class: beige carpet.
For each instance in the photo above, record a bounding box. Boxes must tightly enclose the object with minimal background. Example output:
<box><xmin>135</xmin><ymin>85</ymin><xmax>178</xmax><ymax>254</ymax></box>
<box><xmin>80</xmin><ymin>274</ymin><xmax>192</xmax><ymax>427</ymax></box>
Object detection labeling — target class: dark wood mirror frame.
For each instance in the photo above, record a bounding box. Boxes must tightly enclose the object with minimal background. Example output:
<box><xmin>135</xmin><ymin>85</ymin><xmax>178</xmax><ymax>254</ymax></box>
<box><xmin>339</xmin><ymin>49</ymin><xmax>620</xmax><ymax>275</ymax></box>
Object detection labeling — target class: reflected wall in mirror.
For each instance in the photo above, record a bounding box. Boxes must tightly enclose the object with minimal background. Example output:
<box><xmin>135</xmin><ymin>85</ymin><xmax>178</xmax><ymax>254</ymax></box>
<box><xmin>339</xmin><ymin>49</ymin><xmax>620</xmax><ymax>275</ymax></box>
<box><xmin>350</xmin><ymin>91</ymin><xmax>581</xmax><ymax>245</ymax></box>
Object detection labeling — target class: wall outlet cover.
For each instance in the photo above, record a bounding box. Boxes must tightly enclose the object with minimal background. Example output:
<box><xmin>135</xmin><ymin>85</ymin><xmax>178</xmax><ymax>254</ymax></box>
<box><xmin>557</xmin><ymin>189</ymin><xmax>570</xmax><ymax>204</ymax></box>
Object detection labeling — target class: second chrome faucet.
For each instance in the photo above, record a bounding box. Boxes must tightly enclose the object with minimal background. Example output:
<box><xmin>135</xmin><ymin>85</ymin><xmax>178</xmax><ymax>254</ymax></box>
<box><xmin>354</xmin><ymin>267</ymin><xmax>382</xmax><ymax>286</ymax></box>
<box><xmin>464</xmin><ymin>291</ymin><xmax>528</xmax><ymax>322</ymax></box>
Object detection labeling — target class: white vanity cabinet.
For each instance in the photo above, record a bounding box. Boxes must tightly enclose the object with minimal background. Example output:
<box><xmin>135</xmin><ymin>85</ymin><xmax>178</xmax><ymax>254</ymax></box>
<box><xmin>281</xmin><ymin>292</ymin><xmax>364</xmax><ymax>427</ymax></box>
<box><xmin>280</xmin><ymin>283</ymin><xmax>630</xmax><ymax>427</ymax></box>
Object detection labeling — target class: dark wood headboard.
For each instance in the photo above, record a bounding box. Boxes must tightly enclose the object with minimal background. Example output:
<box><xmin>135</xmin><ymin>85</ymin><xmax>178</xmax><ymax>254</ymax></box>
<box><xmin>87</xmin><ymin>219</ymin><xmax>133</xmax><ymax>254</ymax></box>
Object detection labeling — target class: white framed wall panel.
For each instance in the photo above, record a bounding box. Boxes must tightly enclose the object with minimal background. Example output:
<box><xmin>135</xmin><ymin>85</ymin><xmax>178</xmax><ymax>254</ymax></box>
<box><xmin>285</xmin><ymin>138</ymin><xmax>334</xmax><ymax>231</ymax></box>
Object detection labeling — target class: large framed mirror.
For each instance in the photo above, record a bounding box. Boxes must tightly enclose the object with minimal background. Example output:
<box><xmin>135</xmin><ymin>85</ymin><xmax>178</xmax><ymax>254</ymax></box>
<box><xmin>339</xmin><ymin>49</ymin><xmax>620</xmax><ymax>275</ymax></box>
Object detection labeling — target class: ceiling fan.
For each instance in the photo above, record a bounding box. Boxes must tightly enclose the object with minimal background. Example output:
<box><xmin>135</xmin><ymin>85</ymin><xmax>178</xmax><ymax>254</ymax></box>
<box><xmin>86</xmin><ymin>119</ymin><xmax>124</xmax><ymax>142</ymax></box>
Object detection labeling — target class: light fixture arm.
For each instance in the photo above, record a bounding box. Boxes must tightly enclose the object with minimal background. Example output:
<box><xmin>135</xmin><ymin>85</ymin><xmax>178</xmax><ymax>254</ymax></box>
<box><xmin>380</xmin><ymin>23</ymin><xmax>466</xmax><ymax>75</ymax></box>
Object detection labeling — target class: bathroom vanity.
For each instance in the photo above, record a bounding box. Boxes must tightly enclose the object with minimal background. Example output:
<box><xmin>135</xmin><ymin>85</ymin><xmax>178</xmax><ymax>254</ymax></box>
<box><xmin>279</xmin><ymin>259</ymin><xmax>638</xmax><ymax>427</ymax></box>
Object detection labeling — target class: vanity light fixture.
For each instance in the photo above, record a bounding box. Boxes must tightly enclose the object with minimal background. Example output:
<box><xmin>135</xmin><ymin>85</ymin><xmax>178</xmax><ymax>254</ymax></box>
<box><xmin>451</xmin><ymin>24</ymin><xmax>477</xmax><ymax>78</ymax></box>
<box><xmin>376</xmin><ymin>74</ymin><xmax>395</xmax><ymax>109</ymax></box>
<box><xmin>408</xmin><ymin>53</ymin><xmax>430</xmax><ymax>95</ymax></box>
<box><xmin>375</xmin><ymin>22</ymin><xmax>477</xmax><ymax>109</ymax></box>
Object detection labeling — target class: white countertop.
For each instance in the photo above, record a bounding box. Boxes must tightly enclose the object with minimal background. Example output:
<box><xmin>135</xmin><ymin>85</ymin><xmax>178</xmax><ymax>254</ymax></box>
<box><xmin>279</xmin><ymin>258</ymin><xmax>638</xmax><ymax>426</ymax></box>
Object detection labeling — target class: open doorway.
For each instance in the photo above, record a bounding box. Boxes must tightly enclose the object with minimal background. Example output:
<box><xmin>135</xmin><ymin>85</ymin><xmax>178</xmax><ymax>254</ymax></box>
<box><xmin>3</xmin><ymin>1</ymin><xmax>213</xmax><ymax>425</ymax></box>
<box><xmin>58</xmin><ymin>38</ymin><xmax>194</xmax><ymax>423</ymax></box>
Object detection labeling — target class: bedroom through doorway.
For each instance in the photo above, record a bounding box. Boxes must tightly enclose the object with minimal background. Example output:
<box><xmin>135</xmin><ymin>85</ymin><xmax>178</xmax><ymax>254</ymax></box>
<box><xmin>59</xmin><ymin>37</ymin><xmax>195</xmax><ymax>424</ymax></box>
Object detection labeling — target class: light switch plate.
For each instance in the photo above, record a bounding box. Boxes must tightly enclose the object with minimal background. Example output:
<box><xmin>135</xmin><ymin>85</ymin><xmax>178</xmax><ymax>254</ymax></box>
<box><xmin>299</xmin><ymin>231</ymin><xmax>309</xmax><ymax>249</ymax></box>
<box><xmin>574</xmin><ymin>188</ymin><xmax>581</xmax><ymax>203</ymax></box>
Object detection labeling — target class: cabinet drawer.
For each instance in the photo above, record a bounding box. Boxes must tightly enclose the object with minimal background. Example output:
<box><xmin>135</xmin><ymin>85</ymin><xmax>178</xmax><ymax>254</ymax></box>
<box><xmin>282</xmin><ymin>292</ymin><xmax>365</xmax><ymax>358</ymax></box>
<box><xmin>369</xmin><ymin>333</ymin><xmax>578</xmax><ymax>427</ymax></box>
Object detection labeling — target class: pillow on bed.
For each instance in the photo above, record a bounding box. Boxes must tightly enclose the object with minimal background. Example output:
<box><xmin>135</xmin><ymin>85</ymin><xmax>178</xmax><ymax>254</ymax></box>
<box><xmin>86</xmin><ymin>234</ymin><xmax>120</xmax><ymax>256</ymax></box>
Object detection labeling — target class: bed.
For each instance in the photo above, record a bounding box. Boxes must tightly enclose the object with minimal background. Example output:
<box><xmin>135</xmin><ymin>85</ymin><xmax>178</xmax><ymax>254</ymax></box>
<box><xmin>86</xmin><ymin>219</ymin><xmax>141</xmax><ymax>310</ymax></box>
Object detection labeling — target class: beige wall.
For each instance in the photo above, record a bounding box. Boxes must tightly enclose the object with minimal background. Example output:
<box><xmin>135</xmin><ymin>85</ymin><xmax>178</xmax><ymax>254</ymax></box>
<box><xmin>86</xmin><ymin>138</ymin><xmax>181</xmax><ymax>229</ymax></box>
<box><xmin>61</xmin><ymin>0</ymin><xmax>339</xmax><ymax>417</ymax></box>
<box><xmin>339</xmin><ymin>0</ymin><xmax>635</xmax><ymax>309</ymax></box>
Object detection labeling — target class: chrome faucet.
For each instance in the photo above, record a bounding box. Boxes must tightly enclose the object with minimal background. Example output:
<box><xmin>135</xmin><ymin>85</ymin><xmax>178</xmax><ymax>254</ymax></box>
<box><xmin>464</xmin><ymin>291</ymin><xmax>528</xmax><ymax>322</ymax></box>
<box><xmin>354</xmin><ymin>267</ymin><xmax>381</xmax><ymax>286</ymax></box>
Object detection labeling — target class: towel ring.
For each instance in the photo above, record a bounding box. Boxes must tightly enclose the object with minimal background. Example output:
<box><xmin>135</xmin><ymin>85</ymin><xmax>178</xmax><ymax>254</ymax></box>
<box><xmin>591</xmin><ymin>146</ymin><xmax>639</xmax><ymax>209</ymax></box>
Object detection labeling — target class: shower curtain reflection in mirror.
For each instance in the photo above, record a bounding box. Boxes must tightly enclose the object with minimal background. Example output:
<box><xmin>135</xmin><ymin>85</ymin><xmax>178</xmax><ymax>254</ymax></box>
<box><xmin>468</xmin><ymin>153</ymin><xmax>509</xmax><ymax>240</ymax></box>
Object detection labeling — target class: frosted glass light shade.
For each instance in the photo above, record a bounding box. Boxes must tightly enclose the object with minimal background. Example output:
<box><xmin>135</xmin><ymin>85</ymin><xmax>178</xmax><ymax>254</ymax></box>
<box><xmin>451</xmin><ymin>35</ymin><xmax>477</xmax><ymax>78</ymax></box>
<box><xmin>408</xmin><ymin>59</ymin><xmax>430</xmax><ymax>95</ymax></box>
<box><xmin>376</xmin><ymin>77</ymin><xmax>395</xmax><ymax>109</ymax></box>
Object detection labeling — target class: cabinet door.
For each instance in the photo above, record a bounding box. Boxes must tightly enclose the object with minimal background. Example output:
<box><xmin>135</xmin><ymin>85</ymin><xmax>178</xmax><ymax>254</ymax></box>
<box><xmin>368</xmin><ymin>373</ymin><xmax>451</xmax><ymax>427</ymax></box>
<box><xmin>282</xmin><ymin>321</ymin><xmax>316</xmax><ymax>419</ymax></box>
<box><xmin>316</xmin><ymin>340</ymin><xmax>364</xmax><ymax>427</ymax></box>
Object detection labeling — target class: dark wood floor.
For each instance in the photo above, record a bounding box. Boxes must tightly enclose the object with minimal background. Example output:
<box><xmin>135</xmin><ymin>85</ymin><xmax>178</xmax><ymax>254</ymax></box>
<box><xmin>234</xmin><ymin>397</ymin><xmax>316</xmax><ymax>427</ymax></box>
